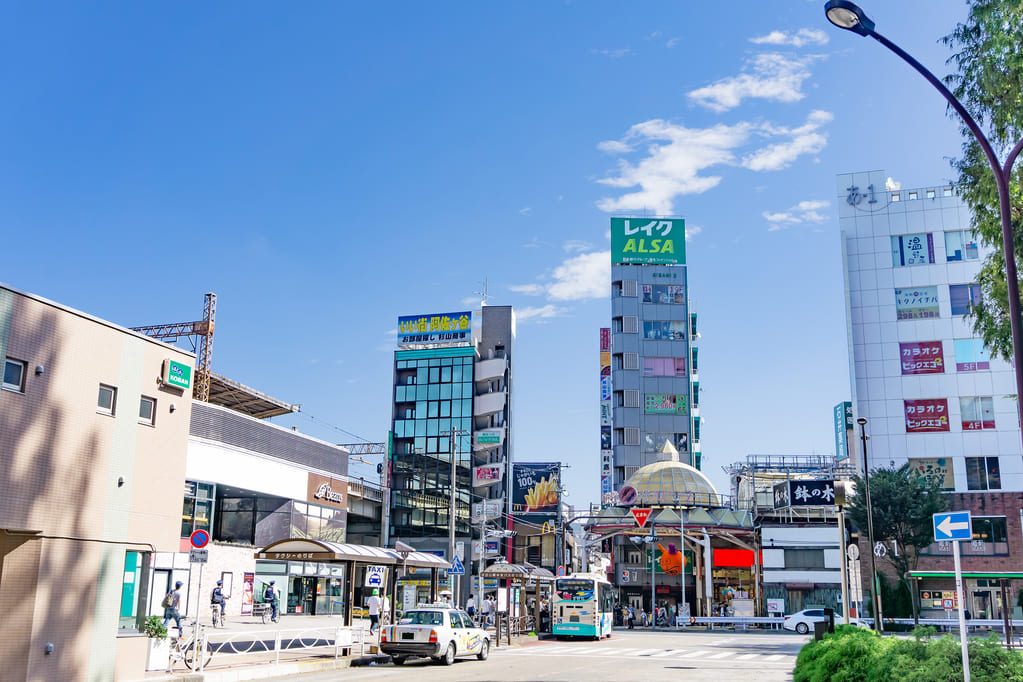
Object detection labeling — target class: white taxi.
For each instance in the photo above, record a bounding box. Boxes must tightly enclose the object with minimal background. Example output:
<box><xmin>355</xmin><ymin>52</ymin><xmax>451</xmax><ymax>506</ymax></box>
<box><xmin>379</xmin><ymin>607</ymin><xmax>490</xmax><ymax>665</ymax></box>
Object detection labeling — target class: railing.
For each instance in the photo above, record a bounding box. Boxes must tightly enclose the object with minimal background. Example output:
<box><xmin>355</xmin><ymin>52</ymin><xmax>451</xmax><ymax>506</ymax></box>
<box><xmin>861</xmin><ymin>617</ymin><xmax>1023</xmax><ymax>635</ymax></box>
<box><xmin>188</xmin><ymin>625</ymin><xmax>369</xmax><ymax>673</ymax></box>
<box><xmin>347</xmin><ymin>479</ymin><xmax>383</xmax><ymax>502</ymax></box>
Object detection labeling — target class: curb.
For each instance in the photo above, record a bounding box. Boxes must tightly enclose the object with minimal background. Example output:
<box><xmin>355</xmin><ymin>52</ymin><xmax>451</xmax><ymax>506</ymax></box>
<box><xmin>129</xmin><ymin>657</ymin><xmax>353</xmax><ymax>682</ymax></box>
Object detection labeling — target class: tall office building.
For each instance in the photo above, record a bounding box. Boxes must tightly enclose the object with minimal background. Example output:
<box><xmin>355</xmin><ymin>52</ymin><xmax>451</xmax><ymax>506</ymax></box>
<box><xmin>387</xmin><ymin>305</ymin><xmax>514</xmax><ymax>602</ymax></box>
<box><xmin>839</xmin><ymin>170</ymin><xmax>1022</xmax><ymax>617</ymax></box>
<box><xmin>610</xmin><ymin>217</ymin><xmax>700</xmax><ymax>490</ymax></box>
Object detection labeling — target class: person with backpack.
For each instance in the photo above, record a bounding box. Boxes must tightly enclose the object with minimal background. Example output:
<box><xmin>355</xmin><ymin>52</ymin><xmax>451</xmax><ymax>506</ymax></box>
<box><xmin>210</xmin><ymin>580</ymin><xmax>228</xmax><ymax>622</ymax></box>
<box><xmin>162</xmin><ymin>581</ymin><xmax>184</xmax><ymax>636</ymax></box>
<box><xmin>264</xmin><ymin>580</ymin><xmax>279</xmax><ymax>621</ymax></box>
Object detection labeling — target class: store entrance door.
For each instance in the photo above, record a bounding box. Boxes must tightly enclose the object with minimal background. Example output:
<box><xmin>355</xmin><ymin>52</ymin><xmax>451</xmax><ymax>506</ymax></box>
<box><xmin>290</xmin><ymin>577</ymin><xmax>317</xmax><ymax>614</ymax></box>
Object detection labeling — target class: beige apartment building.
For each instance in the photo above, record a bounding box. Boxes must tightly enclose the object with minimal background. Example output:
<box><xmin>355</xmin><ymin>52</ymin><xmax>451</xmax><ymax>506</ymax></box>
<box><xmin>0</xmin><ymin>283</ymin><xmax>193</xmax><ymax>681</ymax></box>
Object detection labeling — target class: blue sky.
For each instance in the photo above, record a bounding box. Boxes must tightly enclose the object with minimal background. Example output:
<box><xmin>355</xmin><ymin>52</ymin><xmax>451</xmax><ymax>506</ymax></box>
<box><xmin>1</xmin><ymin>1</ymin><xmax>972</xmax><ymax>504</ymax></box>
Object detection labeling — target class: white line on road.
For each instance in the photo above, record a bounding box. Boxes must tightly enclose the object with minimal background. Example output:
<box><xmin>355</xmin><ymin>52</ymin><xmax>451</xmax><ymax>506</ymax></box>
<box><xmin>596</xmin><ymin>648</ymin><xmax>637</xmax><ymax>655</ymax></box>
<box><xmin>763</xmin><ymin>654</ymin><xmax>787</xmax><ymax>661</ymax></box>
<box><xmin>631</xmin><ymin>649</ymin><xmax>666</xmax><ymax>656</ymax></box>
<box><xmin>705</xmin><ymin>652</ymin><xmax>732</xmax><ymax>659</ymax></box>
<box><xmin>734</xmin><ymin>654</ymin><xmax>760</xmax><ymax>660</ymax></box>
<box><xmin>648</xmin><ymin>649</ymin><xmax>685</xmax><ymax>657</ymax></box>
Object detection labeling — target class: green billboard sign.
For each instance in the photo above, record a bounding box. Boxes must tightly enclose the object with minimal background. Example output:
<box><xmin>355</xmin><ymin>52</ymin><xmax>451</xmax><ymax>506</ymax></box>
<box><xmin>611</xmin><ymin>218</ymin><xmax>686</xmax><ymax>265</ymax></box>
<box><xmin>163</xmin><ymin>359</ymin><xmax>192</xmax><ymax>391</ymax></box>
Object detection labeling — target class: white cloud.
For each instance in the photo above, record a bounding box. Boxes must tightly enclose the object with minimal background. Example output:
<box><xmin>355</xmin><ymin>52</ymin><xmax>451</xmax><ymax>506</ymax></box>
<box><xmin>508</xmin><ymin>283</ymin><xmax>545</xmax><ymax>296</ymax></box>
<box><xmin>666</xmin><ymin>37</ymin><xmax>679</xmax><ymax>48</ymax></box>
<box><xmin>686</xmin><ymin>225</ymin><xmax>703</xmax><ymax>239</ymax></box>
<box><xmin>592</xmin><ymin>48</ymin><xmax>631</xmax><ymax>59</ymax></box>
<box><xmin>595</xmin><ymin>119</ymin><xmax>753</xmax><ymax>214</ymax></box>
<box><xmin>687</xmin><ymin>53</ymin><xmax>817</xmax><ymax>112</ymax></box>
<box><xmin>515</xmin><ymin>304</ymin><xmax>566</xmax><ymax>322</ymax></box>
<box><xmin>461</xmin><ymin>295</ymin><xmax>482</xmax><ymax>306</ymax></box>
<box><xmin>547</xmin><ymin>251</ymin><xmax>610</xmax><ymax>301</ymax></box>
<box><xmin>562</xmin><ymin>240</ymin><xmax>592</xmax><ymax>253</ymax></box>
<box><xmin>750</xmin><ymin>29</ymin><xmax>828</xmax><ymax>48</ymax></box>
<box><xmin>519</xmin><ymin>207</ymin><xmax>532</xmax><ymax>215</ymax></box>
<box><xmin>762</xmin><ymin>198</ymin><xmax>831</xmax><ymax>231</ymax></box>
<box><xmin>741</xmin><ymin>110</ymin><xmax>832</xmax><ymax>171</ymax></box>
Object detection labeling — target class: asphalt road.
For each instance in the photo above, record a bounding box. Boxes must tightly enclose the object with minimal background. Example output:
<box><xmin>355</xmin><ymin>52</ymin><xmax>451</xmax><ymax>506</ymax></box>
<box><xmin>261</xmin><ymin>629</ymin><xmax>803</xmax><ymax>682</ymax></box>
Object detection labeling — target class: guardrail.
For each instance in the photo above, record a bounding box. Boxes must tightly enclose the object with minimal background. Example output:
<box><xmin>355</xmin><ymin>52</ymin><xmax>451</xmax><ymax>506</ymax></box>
<box><xmin>190</xmin><ymin>625</ymin><xmax>370</xmax><ymax>673</ymax></box>
<box><xmin>860</xmin><ymin>617</ymin><xmax>1023</xmax><ymax>634</ymax></box>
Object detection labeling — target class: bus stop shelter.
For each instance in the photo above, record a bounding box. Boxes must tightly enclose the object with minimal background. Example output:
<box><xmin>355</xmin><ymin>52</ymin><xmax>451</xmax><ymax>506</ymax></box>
<box><xmin>482</xmin><ymin>562</ymin><xmax>556</xmax><ymax>632</ymax></box>
<box><xmin>256</xmin><ymin>539</ymin><xmax>450</xmax><ymax>625</ymax></box>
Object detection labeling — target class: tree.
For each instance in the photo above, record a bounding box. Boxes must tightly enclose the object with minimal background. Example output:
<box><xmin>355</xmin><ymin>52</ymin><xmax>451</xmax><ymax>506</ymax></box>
<box><xmin>942</xmin><ymin>1</ymin><xmax>1023</xmax><ymax>357</ymax></box>
<box><xmin>845</xmin><ymin>465</ymin><xmax>948</xmax><ymax>622</ymax></box>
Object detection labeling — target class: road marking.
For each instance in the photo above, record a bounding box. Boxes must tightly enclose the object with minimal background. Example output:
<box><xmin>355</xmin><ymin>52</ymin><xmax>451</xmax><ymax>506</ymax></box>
<box><xmin>706</xmin><ymin>651</ymin><xmax>732</xmax><ymax>659</ymax></box>
<box><xmin>734</xmin><ymin>654</ymin><xmax>760</xmax><ymax>660</ymax></box>
<box><xmin>631</xmin><ymin>648</ymin><xmax>665</xmax><ymax>656</ymax></box>
<box><xmin>704</xmin><ymin>638</ymin><xmax>734</xmax><ymax>646</ymax></box>
<box><xmin>648</xmin><ymin>649</ymin><xmax>685</xmax><ymax>657</ymax></box>
<box><xmin>676</xmin><ymin>651</ymin><xmax>706</xmax><ymax>658</ymax></box>
<box><xmin>763</xmin><ymin>654</ymin><xmax>786</xmax><ymax>661</ymax></box>
<box><xmin>596</xmin><ymin>648</ymin><xmax>637</xmax><ymax>655</ymax></box>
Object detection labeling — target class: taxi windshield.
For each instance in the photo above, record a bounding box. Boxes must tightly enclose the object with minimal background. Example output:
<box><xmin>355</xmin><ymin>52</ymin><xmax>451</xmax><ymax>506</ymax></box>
<box><xmin>402</xmin><ymin>610</ymin><xmax>444</xmax><ymax>625</ymax></box>
<box><xmin>555</xmin><ymin>579</ymin><xmax>594</xmax><ymax>601</ymax></box>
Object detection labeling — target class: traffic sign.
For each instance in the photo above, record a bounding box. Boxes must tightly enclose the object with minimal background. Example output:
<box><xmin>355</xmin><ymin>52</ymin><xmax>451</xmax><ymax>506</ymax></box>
<box><xmin>557</xmin><ymin>565</ymin><xmax>566</xmax><ymax>577</ymax></box>
<box><xmin>934</xmin><ymin>511</ymin><xmax>972</xmax><ymax>542</ymax></box>
<box><xmin>943</xmin><ymin>598</ymin><xmax>956</xmax><ymax>609</ymax></box>
<box><xmin>189</xmin><ymin>548</ymin><xmax>208</xmax><ymax>564</ymax></box>
<box><xmin>631</xmin><ymin>507</ymin><xmax>652</xmax><ymax>527</ymax></box>
<box><xmin>449</xmin><ymin>556</ymin><xmax>465</xmax><ymax>576</ymax></box>
<box><xmin>190</xmin><ymin>529</ymin><xmax>210</xmax><ymax>549</ymax></box>
<box><xmin>456</xmin><ymin>541</ymin><xmax>465</xmax><ymax>561</ymax></box>
<box><xmin>364</xmin><ymin>565</ymin><xmax>386</xmax><ymax>588</ymax></box>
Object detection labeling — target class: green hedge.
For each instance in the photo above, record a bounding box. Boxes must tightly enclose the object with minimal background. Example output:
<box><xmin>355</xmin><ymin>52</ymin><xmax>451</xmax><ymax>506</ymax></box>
<box><xmin>794</xmin><ymin>626</ymin><xmax>1023</xmax><ymax>682</ymax></box>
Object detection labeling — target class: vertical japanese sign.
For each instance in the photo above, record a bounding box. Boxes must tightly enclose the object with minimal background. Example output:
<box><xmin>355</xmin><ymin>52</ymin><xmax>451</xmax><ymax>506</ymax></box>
<box><xmin>241</xmin><ymin>572</ymin><xmax>254</xmax><ymax>615</ymax></box>
<box><xmin>611</xmin><ymin>217</ymin><xmax>686</xmax><ymax>265</ymax></box>
<box><xmin>834</xmin><ymin>401</ymin><xmax>852</xmax><ymax>461</ymax></box>
<box><xmin>600</xmin><ymin>328</ymin><xmax>613</xmax><ymax>503</ymax></box>
<box><xmin>904</xmin><ymin>399</ymin><xmax>950</xmax><ymax>433</ymax></box>
<box><xmin>899</xmin><ymin>341</ymin><xmax>945</xmax><ymax>375</ymax></box>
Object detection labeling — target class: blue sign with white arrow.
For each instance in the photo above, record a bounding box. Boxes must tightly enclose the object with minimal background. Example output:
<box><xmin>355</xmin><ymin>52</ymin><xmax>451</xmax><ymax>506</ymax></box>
<box><xmin>448</xmin><ymin>556</ymin><xmax>465</xmax><ymax>576</ymax></box>
<box><xmin>933</xmin><ymin>511</ymin><xmax>972</xmax><ymax>542</ymax></box>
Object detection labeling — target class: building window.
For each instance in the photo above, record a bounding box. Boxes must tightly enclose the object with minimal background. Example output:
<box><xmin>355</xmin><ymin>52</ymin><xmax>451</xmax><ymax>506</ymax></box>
<box><xmin>926</xmin><ymin>189</ymin><xmax>935</xmax><ymax>199</ymax></box>
<box><xmin>623</xmin><ymin>353</ymin><xmax>639</xmax><ymax>370</ymax></box>
<box><xmin>622</xmin><ymin>316</ymin><xmax>638</xmax><ymax>334</ymax></box>
<box><xmin>642</xmin><ymin>321</ymin><xmax>686</xmax><ymax>340</ymax></box>
<box><xmin>891</xmin><ymin>233</ymin><xmax>934</xmax><ymax>266</ymax></box>
<box><xmin>954</xmin><ymin>338</ymin><xmax>990</xmax><ymax>372</ymax></box>
<box><xmin>966</xmin><ymin>456</ymin><xmax>1001</xmax><ymax>490</ymax></box>
<box><xmin>895</xmin><ymin>286</ymin><xmax>940</xmax><ymax>320</ymax></box>
<box><xmin>622</xmin><ymin>280</ymin><xmax>638</xmax><ymax>297</ymax></box>
<box><xmin>643</xmin><ymin>357</ymin><xmax>687</xmax><ymax>377</ymax></box>
<box><xmin>623</xmin><ymin>428</ymin><xmax>640</xmax><ymax>446</ymax></box>
<box><xmin>783</xmin><ymin>549</ymin><xmax>825</xmax><ymax>569</ymax></box>
<box><xmin>960</xmin><ymin>397</ymin><xmax>995</xmax><ymax>430</ymax></box>
<box><xmin>97</xmin><ymin>384</ymin><xmax>117</xmax><ymax>415</ymax></box>
<box><xmin>972</xmin><ymin>516</ymin><xmax>1007</xmax><ymax>543</ymax></box>
<box><xmin>891</xmin><ymin>192</ymin><xmax>901</xmax><ymax>201</ymax></box>
<box><xmin>945</xmin><ymin>230</ymin><xmax>980</xmax><ymax>262</ymax></box>
<box><xmin>949</xmin><ymin>284</ymin><xmax>981</xmax><ymax>315</ymax></box>
<box><xmin>182</xmin><ymin>481</ymin><xmax>215</xmax><ymax>538</ymax></box>
<box><xmin>138</xmin><ymin>396</ymin><xmax>156</xmax><ymax>425</ymax></box>
<box><xmin>943</xmin><ymin>188</ymin><xmax>953</xmax><ymax>197</ymax></box>
<box><xmin>641</xmin><ymin>284</ymin><xmax>685</xmax><ymax>304</ymax></box>
<box><xmin>908</xmin><ymin>191</ymin><xmax>918</xmax><ymax>200</ymax></box>
<box><xmin>3</xmin><ymin>358</ymin><xmax>26</xmax><ymax>392</ymax></box>
<box><xmin>118</xmin><ymin>551</ymin><xmax>153</xmax><ymax>632</ymax></box>
<box><xmin>623</xmin><ymin>390</ymin><xmax>640</xmax><ymax>408</ymax></box>
<box><xmin>642</xmin><ymin>432</ymin><xmax>689</xmax><ymax>454</ymax></box>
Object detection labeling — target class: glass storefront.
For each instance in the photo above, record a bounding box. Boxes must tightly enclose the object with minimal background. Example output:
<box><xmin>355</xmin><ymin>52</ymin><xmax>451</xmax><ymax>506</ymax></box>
<box><xmin>256</xmin><ymin>560</ymin><xmax>347</xmax><ymax>616</ymax></box>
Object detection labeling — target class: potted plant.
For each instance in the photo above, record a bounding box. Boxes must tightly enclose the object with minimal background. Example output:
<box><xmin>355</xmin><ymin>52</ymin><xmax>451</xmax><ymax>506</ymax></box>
<box><xmin>144</xmin><ymin>616</ymin><xmax>170</xmax><ymax>671</ymax></box>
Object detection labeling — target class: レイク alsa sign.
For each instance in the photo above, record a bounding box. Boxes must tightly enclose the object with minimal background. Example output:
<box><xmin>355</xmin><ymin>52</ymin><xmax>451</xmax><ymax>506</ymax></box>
<box><xmin>611</xmin><ymin>218</ymin><xmax>686</xmax><ymax>265</ymax></box>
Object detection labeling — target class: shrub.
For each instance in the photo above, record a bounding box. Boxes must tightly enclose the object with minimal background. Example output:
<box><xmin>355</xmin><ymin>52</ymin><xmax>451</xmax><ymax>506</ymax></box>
<box><xmin>143</xmin><ymin>616</ymin><xmax>167</xmax><ymax>639</ymax></box>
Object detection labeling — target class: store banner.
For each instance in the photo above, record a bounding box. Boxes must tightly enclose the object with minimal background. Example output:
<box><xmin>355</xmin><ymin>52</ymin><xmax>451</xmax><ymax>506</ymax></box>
<box><xmin>397</xmin><ymin>311</ymin><xmax>471</xmax><ymax>347</ymax></box>
<box><xmin>512</xmin><ymin>463</ymin><xmax>559</xmax><ymax>520</ymax></box>
<box><xmin>895</xmin><ymin>287</ymin><xmax>939</xmax><ymax>320</ymax></box>
<box><xmin>904</xmin><ymin>398</ymin><xmax>950</xmax><ymax>432</ymax></box>
<box><xmin>473</xmin><ymin>463</ymin><xmax>504</xmax><ymax>488</ymax></box>
<box><xmin>908</xmin><ymin>457</ymin><xmax>955</xmax><ymax>490</ymax></box>
<box><xmin>899</xmin><ymin>341</ymin><xmax>945</xmax><ymax>375</ymax></box>
<box><xmin>241</xmin><ymin>573</ymin><xmax>254</xmax><ymax>615</ymax></box>
<box><xmin>774</xmin><ymin>480</ymin><xmax>836</xmax><ymax>508</ymax></box>
<box><xmin>611</xmin><ymin>217</ymin><xmax>686</xmax><ymax>265</ymax></box>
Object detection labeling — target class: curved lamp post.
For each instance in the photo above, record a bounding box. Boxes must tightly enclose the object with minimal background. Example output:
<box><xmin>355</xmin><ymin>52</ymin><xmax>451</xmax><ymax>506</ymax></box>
<box><xmin>856</xmin><ymin>418</ymin><xmax>882</xmax><ymax>633</ymax></box>
<box><xmin>826</xmin><ymin>0</ymin><xmax>1023</xmax><ymax>454</ymax></box>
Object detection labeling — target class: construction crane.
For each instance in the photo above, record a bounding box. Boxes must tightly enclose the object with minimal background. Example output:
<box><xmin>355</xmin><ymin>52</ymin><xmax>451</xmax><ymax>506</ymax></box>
<box><xmin>132</xmin><ymin>293</ymin><xmax>216</xmax><ymax>402</ymax></box>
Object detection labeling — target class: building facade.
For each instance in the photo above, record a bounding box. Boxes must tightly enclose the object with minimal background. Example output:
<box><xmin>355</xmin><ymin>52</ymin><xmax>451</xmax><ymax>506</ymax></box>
<box><xmin>387</xmin><ymin>305</ymin><xmax>515</xmax><ymax>604</ymax></box>
<box><xmin>0</xmin><ymin>284</ymin><xmax>194</xmax><ymax>682</ymax></box>
<box><xmin>839</xmin><ymin>170</ymin><xmax>1022</xmax><ymax>618</ymax></box>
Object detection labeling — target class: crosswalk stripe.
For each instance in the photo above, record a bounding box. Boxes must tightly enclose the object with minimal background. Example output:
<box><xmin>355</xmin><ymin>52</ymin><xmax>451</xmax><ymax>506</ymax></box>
<box><xmin>631</xmin><ymin>649</ymin><xmax>664</xmax><ymax>656</ymax></box>
<box><xmin>763</xmin><ymin>654</ymin><xmax>786</xmax><ymax>661</ymax></box>
<box><xmin>649</xmin><ymin>649</ymin><xmax>685</xmax><ymax>657</ymax></box>
<box><xmin>597</xmin><ymin>648</ymin><xmax>637</xmax><ymax>655</ymax></box>
<box><xmin>734</xmin><ymin>654</ymin><xmax>759</xmax><ymax>660</ymax></box>
<box><xmin>706</xmin><ymin>651</ymin><xmax>732</xmax><ymax>659</ymax></box>
<box><xmin>676</xmin><ymin>651</ymin><xmax>705</xmax><ymax>658</ymax></box>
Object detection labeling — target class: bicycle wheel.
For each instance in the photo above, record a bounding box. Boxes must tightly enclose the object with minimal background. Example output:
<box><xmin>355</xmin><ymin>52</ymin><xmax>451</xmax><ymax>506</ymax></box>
<box><xmin>261</xmin><ymin>608</ymin><xmax>269</xmax><ymax>625</ymax></box>
<box><xmin>212</xmin><ymin>609</ymin><xmax>221</xmax><ymax>628</ymax></box>
<box><xmin>182</xmin><ymin>639</ymin><xmax>213</xmax><ymax>670</ymax></box>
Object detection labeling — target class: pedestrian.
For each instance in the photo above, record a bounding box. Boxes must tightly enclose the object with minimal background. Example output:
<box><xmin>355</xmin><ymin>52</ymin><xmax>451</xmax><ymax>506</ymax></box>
<box><xmin>367</xmin><ymin>588</ymin><xmax>382</xmax><ymax>634</ymax></box>
<box><xmin>481</xmin><ymin>595</ymin><xmax>493</xmax><ymax>626</ymax></box>
<box><xmin>640</xmin><ymin>607</ymin><xmax>647</xmax><ymax>627</ymax></box>
<box><xmin>439</xmin><ymin>589</ymin><xmax>453</xmax><ymax>608</ymax></box>
<box><xmin>263</xmin><ymin>580</ymin><xmax>279</xmax><ymax>621</ymax></box>
<box><xmin>163</xmin><ymin>580</ymin><xmax>184</xmax><ymax>637</ymax></box>
<box><xmin>627</xmin><ymin>605</ymin><xmax>635</xmax><ymax>629</ymax></box>
<box><xmin>466</xmin><ymin>597</ymin><xmax>476</xmax><ymax>620</ymax></box>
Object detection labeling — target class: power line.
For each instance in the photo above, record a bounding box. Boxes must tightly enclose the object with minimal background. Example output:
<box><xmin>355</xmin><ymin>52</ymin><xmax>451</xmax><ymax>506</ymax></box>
<box><xmin>297</xmin><ymin>412</ymin><xmax>376</xmax><ymax>445</ymax></box>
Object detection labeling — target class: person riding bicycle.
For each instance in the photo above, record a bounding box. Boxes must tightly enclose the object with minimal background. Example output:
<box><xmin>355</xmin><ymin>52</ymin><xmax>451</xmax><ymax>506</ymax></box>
<box><xmin>264</xmin><ymin>580</ymin><xmax>279</xmax><ymax>621</ymax></box>
<box><xmin>210</xmin><ymin>580</ymin><xmax>228</xmax><ymax>620</ymax></box>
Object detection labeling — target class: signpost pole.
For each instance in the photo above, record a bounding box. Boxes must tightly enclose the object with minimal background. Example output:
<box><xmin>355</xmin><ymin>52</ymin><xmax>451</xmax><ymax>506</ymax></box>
<box><xmin>838</xmin><ymin>508</ymin><xmax>850</xmax><ymax>624</ymax></box>
<box><xmin>650</xmin><ymin>525</ymin><xmax>657</xmax><ymax>631</ymax></box>
<box><xmin>953</xmin><ymin>540</ymin><xmax>971</xmax><ymax>682</ymax></box>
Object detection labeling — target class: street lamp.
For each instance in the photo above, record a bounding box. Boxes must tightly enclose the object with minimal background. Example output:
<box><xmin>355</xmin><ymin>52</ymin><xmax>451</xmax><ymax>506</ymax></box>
<box><xmin>857</xmin><ymin>418</ymin><xmax>882</xmax><ymax>633</ymax></box>
<box><xmin>825</xmin><ymin>0</ymin><xmax>1023</xmax><ymax>452</ymax></box>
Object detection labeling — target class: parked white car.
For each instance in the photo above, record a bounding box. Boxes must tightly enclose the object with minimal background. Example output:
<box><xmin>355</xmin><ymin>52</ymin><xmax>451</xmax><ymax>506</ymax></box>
<box><xmin>783</xmin><ymin>609</ymin><xmax>865</xmax><ymax>634</ymax></box>
<box><xmin>379</xmin><ymin>607</ymin><xmax>490</xmax><ymax>665</ymax></box>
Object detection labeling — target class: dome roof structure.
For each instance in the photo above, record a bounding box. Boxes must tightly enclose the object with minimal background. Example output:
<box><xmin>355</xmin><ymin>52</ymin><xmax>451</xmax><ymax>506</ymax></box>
<box><xmin>621</xmin><ymin>460</ymin><xmax>722</xmax><ymax>507</ymax></box>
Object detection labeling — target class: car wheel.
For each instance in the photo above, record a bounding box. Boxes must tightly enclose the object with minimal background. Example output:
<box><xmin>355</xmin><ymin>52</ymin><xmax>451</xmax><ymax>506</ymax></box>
<box><xmin>441</xmin><ymin>642</ymin><xmax>456</xmax><ymax>665</ymax></box>
<box><xmin>391</xmin><ymin>656</ymin><xmax>406</xmax><ymax>665</ymax></box>
<box><xmin>796</xmin><ymin>622</ymin><xmax>809</xmax><ymax>635</ymax></box>
<box><xmin>477</xmin><ymin>640</ymin><xmax>489</xmax><ymax>661</ymax></box>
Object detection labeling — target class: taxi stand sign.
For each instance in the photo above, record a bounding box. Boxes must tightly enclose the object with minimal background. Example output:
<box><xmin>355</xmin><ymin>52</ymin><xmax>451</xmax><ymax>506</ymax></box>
<box><xmin>933</xmin><ymin>511</ymin><xmax>973</xmax><ymax>682</ymax></box>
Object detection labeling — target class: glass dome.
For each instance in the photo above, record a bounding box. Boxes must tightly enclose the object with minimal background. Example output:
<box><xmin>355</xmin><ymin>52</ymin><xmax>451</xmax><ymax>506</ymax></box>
<box><xmin>622</xmin><ymin>460</ymin><xmax>721</xmax><ymax>506</ymax></box>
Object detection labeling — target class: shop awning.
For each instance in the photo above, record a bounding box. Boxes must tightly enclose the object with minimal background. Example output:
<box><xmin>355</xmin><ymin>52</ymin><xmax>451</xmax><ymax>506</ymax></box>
<box><xmin>482</xmin><ymin>562</ymin><xmax>556</xmax><ymax>582</ymax></box>
<box><xmin>255</xmin><ymin>538</ymin><xmax>450</xmax><ymax>569</ymax></box>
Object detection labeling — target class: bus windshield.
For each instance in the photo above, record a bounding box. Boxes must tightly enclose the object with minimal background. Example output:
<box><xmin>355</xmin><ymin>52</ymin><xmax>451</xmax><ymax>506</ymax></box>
<box><xmin>555</xmin><ymin>579</ymin><xmax>595</xmax><ymax>601</ymax></box>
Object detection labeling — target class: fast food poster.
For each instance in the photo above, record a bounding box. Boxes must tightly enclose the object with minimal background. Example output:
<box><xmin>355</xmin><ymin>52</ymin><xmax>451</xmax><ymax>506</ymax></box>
<box><xmin>512</xmin><ymin>463</ymin><xmax>559</xmax><ymax>520</ymax></box>
<box><xmin>904</xmin><ymin>398</ymin><xmax>950</xmax><ymax>433</ymax></box>
<box><xmin>908</xmin><ymin>457</ymin><xmax>955</xmax><ymax>490</ymax></box>
<box><xmin>396</xmin><ymin>311</ymin><xmax>472</xmax><ymax>347</ymax></box>
<box><xmin>895</xmin><ymin>287</ymin><xmax>939</xmax><ymax>320</ymax></box>
<box><xmin>473</xmin><ymin>463</ymin><xmax>504</xmax><ymax>488</ymax></box>
<box><xmin>899</xmin><ymin>341</ymin><xmax>944</xmax><ymax>375</ymax></box>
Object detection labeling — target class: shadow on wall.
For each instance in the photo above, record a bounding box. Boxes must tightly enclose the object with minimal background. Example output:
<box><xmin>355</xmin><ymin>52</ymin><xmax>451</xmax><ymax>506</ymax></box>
<box><xmin>0</xmin><ymin>306</ymin><xmax>108</xmax><ymax>682</ymax></box>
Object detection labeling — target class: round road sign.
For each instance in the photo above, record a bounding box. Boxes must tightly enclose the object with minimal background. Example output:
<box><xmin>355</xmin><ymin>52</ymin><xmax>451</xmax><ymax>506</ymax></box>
<box><xmin>557</xmin><ymin>565</ymin><xmax>566</xmax><ymax>577</ymax></box>
<box><xmin>190</xmin><ymin>529</ymin><xmax>210</xmax><ymax>549</ymax></box>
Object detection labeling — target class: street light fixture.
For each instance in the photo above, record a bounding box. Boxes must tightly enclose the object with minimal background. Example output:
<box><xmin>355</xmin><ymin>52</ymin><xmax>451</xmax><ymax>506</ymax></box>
<box><xmin>825</xmin><ymin>0</ymin><xmax>1023</xmax><ymax>453</ymax></box>
<box><xmin>857</xmin><ymin>417</ymin><xmax>882</xmax><ymax>634</ymax></box>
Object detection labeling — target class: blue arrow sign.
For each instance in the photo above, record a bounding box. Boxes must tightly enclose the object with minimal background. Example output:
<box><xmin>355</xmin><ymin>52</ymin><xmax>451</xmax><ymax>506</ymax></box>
<box><xmin>933</xmin><ymin>511</ymin><xmax>972</xmax><ymax>542</ymax></box>
<box><xmin>448</xmin><ymin>556</ymin><xmax>465</xmax><ymax>575</ymax></box>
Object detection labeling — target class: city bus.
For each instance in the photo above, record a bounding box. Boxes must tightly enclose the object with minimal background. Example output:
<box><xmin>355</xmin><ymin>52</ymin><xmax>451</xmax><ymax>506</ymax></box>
<box><xmin>552</xmin><ymin>573</ymin><xmax>614</xmax><ymax>639</ymax></box>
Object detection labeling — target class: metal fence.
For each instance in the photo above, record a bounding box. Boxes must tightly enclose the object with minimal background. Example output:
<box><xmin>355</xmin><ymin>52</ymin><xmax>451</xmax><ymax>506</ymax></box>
<box><xmin>187</xmin><ymin>625</ymin><xmax>369</xmax><ymax>673</ymax></box>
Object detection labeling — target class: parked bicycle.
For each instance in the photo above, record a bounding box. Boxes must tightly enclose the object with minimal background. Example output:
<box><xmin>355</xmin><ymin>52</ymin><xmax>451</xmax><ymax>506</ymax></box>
<box><xmin>168</xmin><ymin>624</ymin><xmax>213</xmax><ymax>671</ymax></box>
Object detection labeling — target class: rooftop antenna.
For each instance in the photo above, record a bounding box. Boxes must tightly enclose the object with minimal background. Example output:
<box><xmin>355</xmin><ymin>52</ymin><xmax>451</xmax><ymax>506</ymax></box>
<box><xmin>473</xmin><ymin>277</ymin><xmax>493</xmax><ymax>307</ymax></box>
